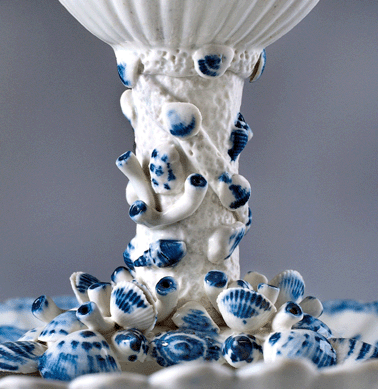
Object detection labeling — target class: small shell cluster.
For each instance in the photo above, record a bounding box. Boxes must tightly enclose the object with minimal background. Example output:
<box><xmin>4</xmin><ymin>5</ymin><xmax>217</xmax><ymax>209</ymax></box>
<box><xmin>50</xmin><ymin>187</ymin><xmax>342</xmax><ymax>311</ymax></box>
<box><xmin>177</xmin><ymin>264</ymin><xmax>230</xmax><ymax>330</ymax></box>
<box><xmin>1</xmin><ymin>268</ymin><xmax>377</xmax><ymax>382</ymax></box>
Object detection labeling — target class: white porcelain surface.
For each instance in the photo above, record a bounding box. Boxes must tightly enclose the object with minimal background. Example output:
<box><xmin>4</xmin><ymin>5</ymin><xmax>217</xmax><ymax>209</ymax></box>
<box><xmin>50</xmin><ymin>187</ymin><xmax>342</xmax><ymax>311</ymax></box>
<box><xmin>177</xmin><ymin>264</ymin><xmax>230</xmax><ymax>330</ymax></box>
<box><xmin>1</xmin><ymin>297</ymin><xmax>378</xmax><ymax>388</ymax></box>
<box><xmin>59</xmin><ymin>0</ymin><xmax>319</xmax><ymax>52</ymax></box>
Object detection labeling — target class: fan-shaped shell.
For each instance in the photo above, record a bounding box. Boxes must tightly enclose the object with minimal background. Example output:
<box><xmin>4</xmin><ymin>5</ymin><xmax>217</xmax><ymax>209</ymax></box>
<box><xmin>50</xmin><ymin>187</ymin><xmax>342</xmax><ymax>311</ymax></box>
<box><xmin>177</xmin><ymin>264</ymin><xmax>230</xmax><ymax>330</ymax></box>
<box><xmin>110</xmin><ymin>281</ymin><xmax>157</xmax><ymax>331</ymax></box>
<box><xmin>39</xmin><ymin>330</ymin><xmax>120</xmax><ymax>381</ymax></box>
<box><xmin>270</xmin><ymin>270</ymin><xmax>305</xmax><ymax>307</ymax></box>
<box><xmin>0</xmin><ymin>341</ymin><xmax>46</xmax><ymax>374</ymax></box>
<box><xmin>59</xmin><ymin>0</ymin><xmax>319</xmax><ymax>52</ymax></box>
<box><xmin>217</xmin><ymin>288</ymin><xmax>276</xmax><ymax>332</ymax></box>
<box><xmin>264</xmin><ymin>329</ymin><xmax>337</xmax><ymax>369</ymax></box>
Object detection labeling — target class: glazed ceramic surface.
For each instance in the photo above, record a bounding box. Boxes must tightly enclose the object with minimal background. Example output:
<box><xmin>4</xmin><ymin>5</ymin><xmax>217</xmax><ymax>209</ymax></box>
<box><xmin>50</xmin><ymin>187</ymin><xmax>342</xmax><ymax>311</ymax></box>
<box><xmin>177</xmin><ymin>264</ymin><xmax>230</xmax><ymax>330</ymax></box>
<box><xmin>5</xmin><ymin>0</ymin><xmax>376</xmax><ymax>388</ymax></box>
<box><xmin>54</xmin><ymin>0</ymin><xmax>320</xmax><ymax>310</ymax></box>
<box><xmin>1</xmin><ymin>297</ymin><xmax>378</xmax><ymax>388</ymax></box>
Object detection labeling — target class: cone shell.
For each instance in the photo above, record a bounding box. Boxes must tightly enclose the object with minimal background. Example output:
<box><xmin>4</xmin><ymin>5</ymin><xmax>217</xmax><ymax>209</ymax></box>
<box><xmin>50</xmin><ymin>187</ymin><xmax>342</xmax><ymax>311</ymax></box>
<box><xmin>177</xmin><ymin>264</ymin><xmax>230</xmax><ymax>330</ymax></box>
<box><xmin>217</xmin><ymin>288</ymin><xmax>276</xmax><ymax>332</ymax></box>
<box><xmin>59</xmin><ymin>0</ymin><xmax>319</xmax><ymax>52</ymax></box>
<box><xmin>110</xmin><ymin>281</ymin><xmax>157</xmax><ymax>331</ymax></box>
<box><xmin>329</xmin><ymin>338</ymin><xmax>378</xmax><ymax>365</ymax></box>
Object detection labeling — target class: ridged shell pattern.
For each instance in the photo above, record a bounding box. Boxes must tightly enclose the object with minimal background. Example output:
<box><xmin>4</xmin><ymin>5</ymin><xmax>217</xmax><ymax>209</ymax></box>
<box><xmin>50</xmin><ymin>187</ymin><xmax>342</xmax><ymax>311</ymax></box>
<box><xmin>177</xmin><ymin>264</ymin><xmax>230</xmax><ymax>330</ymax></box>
<box><xmin>1</xmin><ymin>268</ymin><xmax>378</xmax><ymax>383</ymax></box>
<box><xmin>110</xmin><ymin>281</ymin><xmax>157</xmax><ymax>331</ymax></box>
<box><xmin>217</xmin><ymin>288</ymin><xmax>276</xmax><ymax>332</ymax></box>
<box><xmin>0</xmin><ymin>341</ymin><xmax>46</xmax><ymax>374</ymax></box>
<box><xmin>39</xmin><ymin>330</ymin><xmax>120</xmax><ymax>381</ymax></box>
<box><xmin>59</xmin><ymin>0</ymin><xmax>319</xmax><ymax>52</ymax></box>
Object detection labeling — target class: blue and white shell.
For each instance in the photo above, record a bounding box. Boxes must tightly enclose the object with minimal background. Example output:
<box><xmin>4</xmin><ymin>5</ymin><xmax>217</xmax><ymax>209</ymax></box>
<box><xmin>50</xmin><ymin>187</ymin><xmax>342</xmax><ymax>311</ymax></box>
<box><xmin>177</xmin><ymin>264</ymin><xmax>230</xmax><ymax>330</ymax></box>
<box><xmin>112</xmin><ymin>329</ymin><xmax>149</xmax><ymax>363</ymax></box>
<box><xmin>150</xmin><ymin>329</ymin><xmax>222</xmax><ymax>367</ymax></box>
<box><xmin>39</xmin><ymin>330</ymin><xmax>120</xmax><ymax>381</ymax></box>
<box><xmin>192</xmin><ymin>45</ymin><xmax>234</xmax><ymax>78</ymax></box>
<box><xmin>217</xmin><ymin>288</ymin><xmax>276</xmax><ymax>332</ymax></box>
<box><xmin>149</xmin><ymin>143</ymin><xmax>185</xmax><ymax>194</ymax></box>
<box><xmin>264</xmin><ymin>329</ymin><xmax>337</xmax><ymax>369</ymax></box>
<box><xmin>38</xmin><ymin>311</ymin><xmax>86</xmax><ymax>343</ymax></box>
<box><xmin>70</xmin><ymin>272</ymin><xmax>101</xmax><ymax>304</ymax></box>
<box><xmin>269</xmin><ymin>270</ymin><xmax>305</xmax><ymax>308</ymax></box>
<box><xmin>222</xmin><ymin>334</ymin><xmax>263</xmax><ymax>368</ymax></box>
<box><xmin>134</xmin><ymin>239</ymin><xmax>186</xmax><ymax>269</ymax></box>
<box><xmin>172</xmin><ymin>301</ymin><xmax>219</xmax><ymax>333</ymax></box>
<box><xmin>329</xmin><ymin>337</ymin><xmax>378</xmax><ymax>365</ymax></box>
<box><xmin>110</xmin><ymin>281</ymin><xmax>157</xmax><ymax>331</ymax></box>
<box><xmin>0</xmin><ymin>341</ymin><xmax>46</xmax><ymax>374</ymax></box>
<box><xmin>292</xmin><ymin>314</ymin><xmax>333</xmax><ymax>338</ymax></box>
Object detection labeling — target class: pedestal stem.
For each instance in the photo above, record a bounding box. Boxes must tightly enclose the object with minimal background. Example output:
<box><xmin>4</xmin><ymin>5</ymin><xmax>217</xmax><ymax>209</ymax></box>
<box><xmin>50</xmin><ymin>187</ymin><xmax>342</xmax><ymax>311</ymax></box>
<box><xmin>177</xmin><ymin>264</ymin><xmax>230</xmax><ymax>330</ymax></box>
<box><xmin>119</xmin><ymin>72</ymin><xmax>252</xmax><ymax>311</ymax></box>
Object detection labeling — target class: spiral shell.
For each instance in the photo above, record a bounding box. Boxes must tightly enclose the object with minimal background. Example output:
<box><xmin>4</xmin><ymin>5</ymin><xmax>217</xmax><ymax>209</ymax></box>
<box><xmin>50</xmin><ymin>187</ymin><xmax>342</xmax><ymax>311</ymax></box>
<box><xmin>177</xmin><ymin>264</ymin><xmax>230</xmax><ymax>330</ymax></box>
<box><xmin>150</xmin><ymin>330</ymin><xmax>222</xmax><ymax>367</ymax></box>
<box><xmin>112</xmin><ymin>329</ymin><xmax>149</xmax><ymax>363</ymax></box>
<box><xmin>222</xmin><ymin>334</ymin><xmax>263</xmax><ymax>368</ymax></box>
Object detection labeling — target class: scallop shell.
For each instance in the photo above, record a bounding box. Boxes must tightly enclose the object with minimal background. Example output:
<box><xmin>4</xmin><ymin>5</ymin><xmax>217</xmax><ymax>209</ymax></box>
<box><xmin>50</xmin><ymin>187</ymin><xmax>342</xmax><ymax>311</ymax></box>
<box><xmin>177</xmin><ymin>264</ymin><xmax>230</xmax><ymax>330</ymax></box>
<box><xmin>70</xmin><ymin>272</ymin><xmax>101</xmax><ymax>304</ymax></box>
<box><xmin>39</xmin><ymin>330</ymin><xmax>120</xmax><ymax>381</ymax></box>
<box><xmin>217</xmin><ymin>288</ymin><xmax>276</xmax><ymax>332</ymax></box>
<box><xmin>269</xmin><ymin>270</ymin><xmax>305</xmax><ymax>308</ymax></box>
<box><xmin>38</xmin><ymin>310</ymin><xmax>86</xmax><ymax>343</ymax></box>
<box><xmin>264</xmin><ymin>329</ymin><xmax>337</xmax><ymax>369</ymax></box>
<box><xmin>329</xmin><ymin>338</ymin><xmax>378</xmax><ymax>365</ymax></box>
<box><xmin>112</xmin><ymin>329</ymin><xmax>149</xmax><ymax>363</ymax></box>
<box><xmin>59</xmin><ymin>0</ymin><xmax>319</xmax><ymax>52</ymax></box>
<box><xmin>150</xmin><ymin>329</ymin><xmax>222</xmax><ymax>367</ymax></box>
<box><xmin>0</xmin><ymin>341</ymin><xmax>46</xmax><ymax>374</ymax></box>
<box><xmin>110</xmin><ymin>281</ymin><xmax>157</xmax><ymax>331</ymax></box>
<box><xmin>292</xmin><ymin>314</ymin><xmax>332</xmax><ymax>338</ymax></box>
<box><xmin>222</xmin><ymin>334</ymin><xmax>263</xmax><ymax>368</ymax></box>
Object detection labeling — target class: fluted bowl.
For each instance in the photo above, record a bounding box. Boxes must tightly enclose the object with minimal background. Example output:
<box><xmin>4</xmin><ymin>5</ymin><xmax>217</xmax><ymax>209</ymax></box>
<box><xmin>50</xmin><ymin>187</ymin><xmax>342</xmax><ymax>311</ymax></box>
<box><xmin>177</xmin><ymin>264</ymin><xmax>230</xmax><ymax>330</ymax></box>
<box><xmin>59</xmin><ymin>0</ymin><xmax>319</xmax><ymax>52</ymax></box>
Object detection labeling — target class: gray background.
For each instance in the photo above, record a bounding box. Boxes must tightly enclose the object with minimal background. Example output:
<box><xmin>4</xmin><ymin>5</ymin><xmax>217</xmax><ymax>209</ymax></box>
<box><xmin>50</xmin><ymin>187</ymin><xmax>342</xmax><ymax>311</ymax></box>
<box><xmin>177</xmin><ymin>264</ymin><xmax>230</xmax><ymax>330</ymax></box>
<box><xmin>1</xmin><ymin>1</ymin><xmax>377</xmax><ymax>303</ymax></box>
